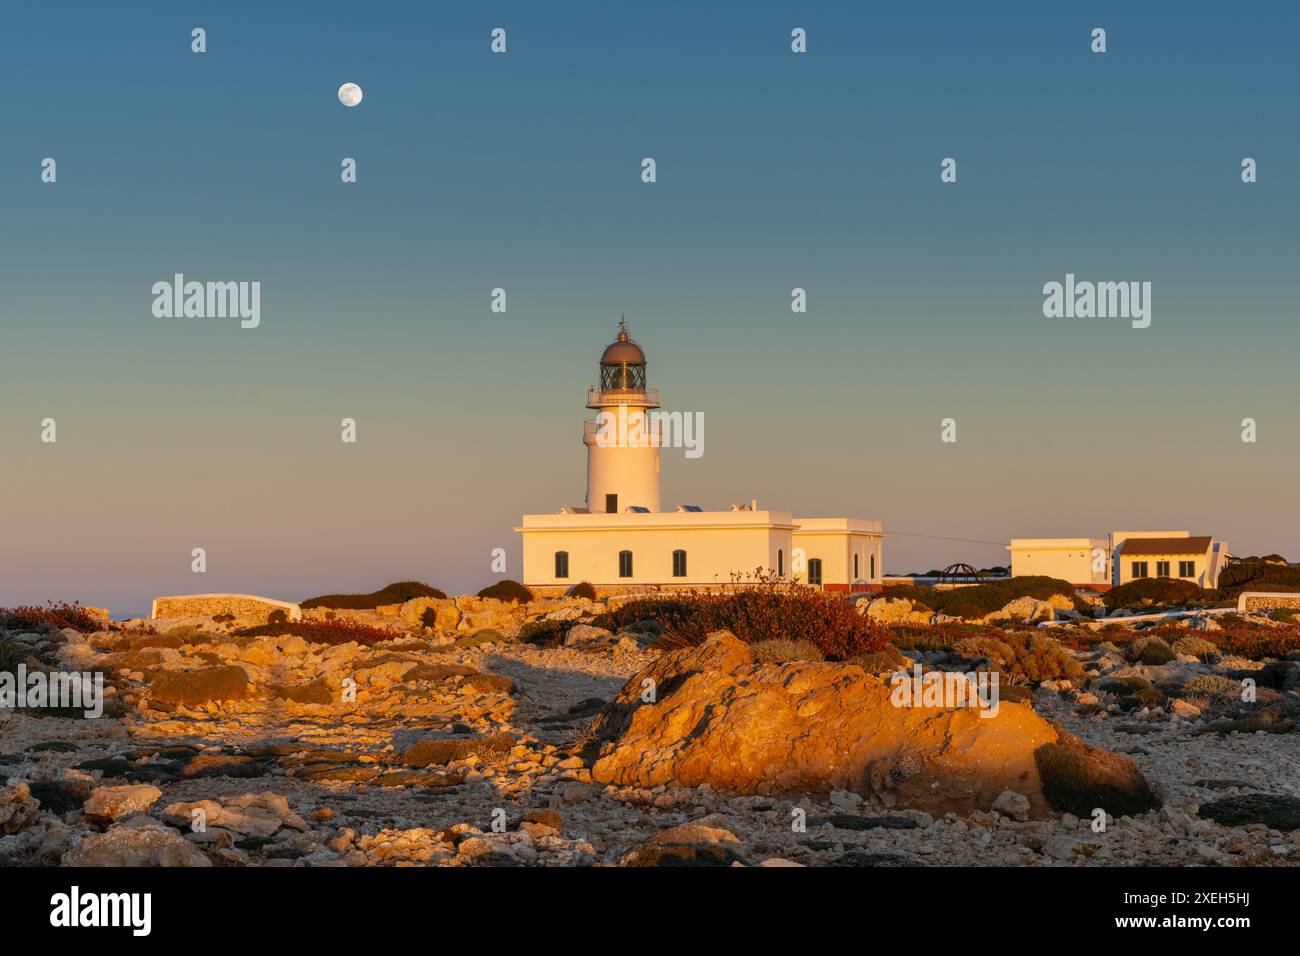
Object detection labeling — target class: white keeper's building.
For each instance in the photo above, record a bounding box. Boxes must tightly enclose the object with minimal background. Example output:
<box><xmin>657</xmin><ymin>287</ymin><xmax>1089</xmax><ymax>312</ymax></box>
<box><xmin>515</xmin><ymin>321</ymin><xmax>885</xmax><ymax>596</ymax></box>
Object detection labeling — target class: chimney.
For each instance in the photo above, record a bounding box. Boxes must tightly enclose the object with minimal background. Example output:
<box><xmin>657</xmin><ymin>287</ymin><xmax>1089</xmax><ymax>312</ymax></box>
<box><xmin>751</xmin><ymin>498</ymin><xmax>758</xmax><ymax>511</ymax></box>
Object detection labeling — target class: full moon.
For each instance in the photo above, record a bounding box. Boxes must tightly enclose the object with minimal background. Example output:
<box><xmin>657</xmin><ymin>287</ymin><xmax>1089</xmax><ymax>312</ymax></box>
<box><xmin>338</xmin><ymin>83</ymin><xmax>363</xmax><ymax>107</ymax></box>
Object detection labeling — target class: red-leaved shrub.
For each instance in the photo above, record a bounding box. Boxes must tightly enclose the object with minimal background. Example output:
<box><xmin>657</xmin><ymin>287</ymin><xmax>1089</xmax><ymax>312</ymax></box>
<box><xmin>600</xmin><ymin>574</ymin><xmax>890</xmax><ymax>660</ymax></box>
<box><xmin>0</xmin><ymin>601</ymin><xmax>103</xmax><ymax>633</ymax></box>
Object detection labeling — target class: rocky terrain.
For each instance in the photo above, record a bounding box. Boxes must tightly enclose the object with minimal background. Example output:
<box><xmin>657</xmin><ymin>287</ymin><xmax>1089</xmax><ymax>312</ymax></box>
<box><xmin>2</xmin><ymin>591</ymin><xmax>1298</xmax><ymax>867</ymax></box>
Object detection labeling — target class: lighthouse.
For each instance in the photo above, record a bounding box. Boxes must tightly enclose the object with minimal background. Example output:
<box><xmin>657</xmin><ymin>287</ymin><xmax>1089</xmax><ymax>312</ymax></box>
<box><xmin>517</xmin><ymin>318</ymin><xmax>884</xmax><ymax>595</ymax></box>
<box><xmin>583</xmin><ymin>318</ymin><xmax>662</xmax><ymax>513</ymax></box>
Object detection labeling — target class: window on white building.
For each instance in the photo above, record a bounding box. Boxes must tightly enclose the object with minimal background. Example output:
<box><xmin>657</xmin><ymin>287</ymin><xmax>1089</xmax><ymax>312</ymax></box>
<box><xmin>672</xmin><ymin>549</ymin><xmax>687</xmax><ymax>577</ymax></box>
<box><xmin>1156</xmin><ymin>560</ymin><xmax>1170</xmax><ymax>577</ymax></box>
<box><xmin>1132</xmin><ymin>561</ymin><xmax>1149</xmax><ymax>579</ymax></box>
<box><xmin>808</xmin><ymin>558</ymin><xmax>822</xmax><ymax>586</ymax></box>
<box><xmin>1179</xmin><ymin>560</ymin><xmax>1195</xmax><ymax>577</ymax></box>
<box><xmin>618</xmin><ymin>550</ymin><xmax>633</xmax><ymax>578</ymax></box>
<box><xmin>554</xmin><ymin>551</ymin><xmax>569</xmax><ymax>578</ymax></box>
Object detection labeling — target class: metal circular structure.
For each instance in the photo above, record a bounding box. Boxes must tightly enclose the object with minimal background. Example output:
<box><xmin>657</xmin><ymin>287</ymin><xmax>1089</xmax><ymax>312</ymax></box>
<box><xmin>936</xmin><ymin>562</ymin><xmax>989</xmax><ymax>587</ymax></box>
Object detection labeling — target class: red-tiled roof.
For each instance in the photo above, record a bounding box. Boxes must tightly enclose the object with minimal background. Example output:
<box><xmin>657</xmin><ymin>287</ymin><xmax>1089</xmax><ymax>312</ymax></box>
<box><xmin>1120</xmin><ymin>536</ymin><xmax>1213</xmax><ymax>556</ymax></box>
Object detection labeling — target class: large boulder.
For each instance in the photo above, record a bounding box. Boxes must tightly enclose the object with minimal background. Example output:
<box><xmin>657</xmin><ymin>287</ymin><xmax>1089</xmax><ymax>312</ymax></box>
<box><xmin>584</xmin><ymin>632</ymin><xmax>1157</xmax><ymax>819</ymax></box>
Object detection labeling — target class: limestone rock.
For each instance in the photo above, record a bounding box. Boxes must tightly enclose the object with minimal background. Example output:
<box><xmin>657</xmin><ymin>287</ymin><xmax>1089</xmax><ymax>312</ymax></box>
<box><xmin>992</xmin><ymin>789</ymin><xmax>1031</xmax><ymax>822</ymax></box>
<box><xmin>400</xmin><ymin>597</ymin><xmax>460</xmax><ymax>630</ymax></box>
<box><xmin>985</xmin><ymin>597</ymin><xmax>1056</xmax><ymax>624</ymax></box>
<box><xmin>0</xmin><ymin>783</ymin><xmax>41</xmax><ymax>834</ymax></box>
<box><xmin>62</xmin><ymin>824</ymin><xmax>212</xmax><ymax>867</ymax></box>
<box><xmin>620</xmin><ymin>822</ymin><xmax>747</xmax><ymax>867</ymax></box>
<box><xmin>564</xmin><ymin>624</ymin><xmax>614</xmax><ymax>648</ymax></box>
<box><xmin>84</xmin><ymin>784</ymin><xmax>162</xmax><ymax>822</ymax></box>
<box><xmin>586</xmin><ymin>631</ymin><xmax>1157</xmax><ymax>819</ymax></box>
<box><xmin>150</xmin><ymin>665</ymin><xmax>249</xmax><ymax>705</ymax></box>
<box><xmin>863</xmin><ymin>598</ymin><xmax>933</xmax><ymax>626</ymax></box>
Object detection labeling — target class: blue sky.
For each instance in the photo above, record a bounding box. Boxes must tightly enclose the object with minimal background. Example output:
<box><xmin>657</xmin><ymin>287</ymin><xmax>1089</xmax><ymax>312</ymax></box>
<box><xmin>1</xmin><ymin>1</ymin><xmax>1296</xmax><ymax>615</ymax></box>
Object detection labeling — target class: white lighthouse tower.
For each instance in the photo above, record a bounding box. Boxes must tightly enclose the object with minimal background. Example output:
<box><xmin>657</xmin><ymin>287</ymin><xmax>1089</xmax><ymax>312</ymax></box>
<box><xmin>583</xmin><ymin>317</ymin><xmax>662</xmax><ymax>513</ymax></box>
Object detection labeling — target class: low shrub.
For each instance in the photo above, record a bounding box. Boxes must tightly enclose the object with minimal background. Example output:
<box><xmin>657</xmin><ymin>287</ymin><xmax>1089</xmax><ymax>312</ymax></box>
<box><xmin>1216</xmin><ymin>557</ymin><xmax>1300</xmax><ymax>596</ymax></box>
<box><xmin>952</xmin><ymin>632</ymin><xmax>1084</xmax><ymax>684</ymax></box>
<box><xmin>1124</xmin><ymin>636</ymin><xmax>1176</xmax><ymax>665</ymax></box>
<box><xmin>1146</xmin><ymin>620</ymin><xmax>1300</xmax><ymax>661</ymax></box>
<box><xmin>882</xmin><ymin>576</ymin><xmax>1076</xmax><ymax>620</ymax></box>
<box><xmin>234</xmin><ymin>618</ymin><xmax>404</xmax><ymax>646</ymax></box>
<box><xmin>1171</xmin><ymin>635</ymin><xmax>1219</xmax><ymax>659</ymax></box>
<box><xmin>543</xmin><ymin>580</ymin><xmax>889</xmax><ymax>660</ymax></box>
<box><xmin>301</xmin><ymin>581</ymin><xmax>446</xmax><ymax>610</ymax></box>
<box><xmin>476</xmin><ymin>580</ymin><xmax>534</xmax><ymax>603</ymax></box>
<box><xmin>1103</xmin><ymin>578</ymin><xmax>1214</xmax><ymax>612</ymax></box>
<box><xmin>1034</xmin><ymin>728</ymin><xmax>1160</xmax><ymax>817</ymax></box>
<box><xmin>1182</xmin><ymin>674</ymin><xmax>1243</xmax><ymax>701</ymax></box>
<box><xmin>565</xmin><ymin>581</ymin><xmax>598</xmax><ymax>601</ymax></box>
<box><xmin>0</xmin><ymin>601</ymin><xmax>103</xmax><ymax>634</ymax></box>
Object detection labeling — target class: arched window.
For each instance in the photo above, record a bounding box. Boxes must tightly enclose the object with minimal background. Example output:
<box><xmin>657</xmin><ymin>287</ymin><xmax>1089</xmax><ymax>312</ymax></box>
<box><xmin>554</xmin><ymin>551</ymin><xmax>569</xmax><ymax>579</ymax></box>
<box><xmin>672</xmin><ymin>549</ymin><xmax>687</xmax><ymax>577</ymax></box>
<box><xmin>618</xmin><ymin>550</ymin><xmax>633</xmax><ymax>578</ymax></box>
<box><xmin>777</xmin><ymin>549</ymin><xmax>784</xmax><ymax>577</ymax></box>
<box><xmin>808</xmin><ymin>558</ymin><xmax>822</xmax><ymax>587</ymax></box>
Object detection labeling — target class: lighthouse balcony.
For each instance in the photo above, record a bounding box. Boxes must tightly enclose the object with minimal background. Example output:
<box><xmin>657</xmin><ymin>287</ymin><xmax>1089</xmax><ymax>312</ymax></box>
<box><xmin>586</xmin><ymin>386</ymin><xmax>660</xmax><ymax>409</ymax></box>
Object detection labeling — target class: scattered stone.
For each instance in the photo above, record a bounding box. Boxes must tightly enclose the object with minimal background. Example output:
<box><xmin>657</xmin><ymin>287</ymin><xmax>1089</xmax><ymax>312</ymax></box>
<box><xmin>84</xmin><ymin>784</ymin><xmax>162</xmax><ymax>823</ymax></box>
<box><xmin>62</xmin><ymin>824</ymin><xmax>212</xmax><ymax>866</ymax></box>
<box><xmin>0</xmin><ymin>783</ymin><xmax>41</xmax><ymax>834</ymax></box>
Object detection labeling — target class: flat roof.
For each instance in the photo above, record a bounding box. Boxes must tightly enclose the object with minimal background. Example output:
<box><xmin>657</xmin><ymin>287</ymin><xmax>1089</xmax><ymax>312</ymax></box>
<box><xmin>517</xmin><ymin>509</ymin><xmax>799</xmax><ymax>532</ymax></box>
<box><xmin>1008</xmin><ymin>538</ymin><xmax>1108</xmax><ymax>549</ymax></box>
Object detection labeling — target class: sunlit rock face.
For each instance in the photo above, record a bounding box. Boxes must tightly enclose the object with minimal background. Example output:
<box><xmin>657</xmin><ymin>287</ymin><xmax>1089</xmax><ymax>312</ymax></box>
<box><xmin>585</xmin><ymin>631</ymin><xmax>1156</xmax><ymax>819</ymax></box>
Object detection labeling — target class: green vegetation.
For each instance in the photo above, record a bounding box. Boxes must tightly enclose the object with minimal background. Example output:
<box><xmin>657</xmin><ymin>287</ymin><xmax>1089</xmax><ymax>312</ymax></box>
<box><xmin>951</xmin><ymin>632</ymin><xmax>1084</xmax><ymax>684</ymax></box>
<box><xmin>1216</xmin><ymin>556</ymin><xmax>1300</xmax><ymax>596</ymax></box>
<box><xmin>1123</xmin><ymin>635</ymin><xmax>1176</xmax><ymax>665</ymax></box>
<box><xmin>301</xmin><ymin>581</ymin><xmax>446</xmax><ymax>610</ymax></box>
<box><xmin>476</xmin><ymin>580</ymin><xmax>534</xmax><ymax>603</ymax></box>
<box><xmin>882</xmin><ymin>576</ymin><xmax>1083</xmax><ymax>620</ymax></box>
<box><xmin>1034</xmin><ymin>729</ymin><xmax>1160</xmax><ymax>817</ymax></box>
<box><xmin>1102</xmin><ymin>577</ymin><xmax>1217</xmax><ymax>612</ymax></box>
<box><xmin>565</xmin><ymin>581</ymin><xmax>598</xmax><ymax>601</ymax></box>
<box><xmin>521</xmin><ymin>580</ymin><xmax>889</xmax><ymax>660</ymax></box>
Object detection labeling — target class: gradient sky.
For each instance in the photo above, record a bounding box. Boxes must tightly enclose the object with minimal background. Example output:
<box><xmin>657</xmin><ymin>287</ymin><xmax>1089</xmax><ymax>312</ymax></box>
<box><xmin>2</xmin><ymin>1</ymin><xmax>1297</xmax><ymax>616</ymax></box>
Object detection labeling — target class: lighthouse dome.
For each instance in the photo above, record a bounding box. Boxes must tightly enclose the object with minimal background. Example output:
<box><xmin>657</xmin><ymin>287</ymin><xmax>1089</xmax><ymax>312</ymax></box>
<box><xmin>600</xmin><ymin>326</ymin><xmax>645</xmax><ymax>365</ymax></box>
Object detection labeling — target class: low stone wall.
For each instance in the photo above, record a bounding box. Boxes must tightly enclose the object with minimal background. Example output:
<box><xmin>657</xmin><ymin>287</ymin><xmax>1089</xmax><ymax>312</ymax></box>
<box><xmin>1237</xmin><ymin>591</ymin><xmax>1300</xmax><ymax>613</ymax></box>
<box><xmin>151</xmin><ymin>593</ymin><xmax>302</xmax><ymax>623</ymax></box>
